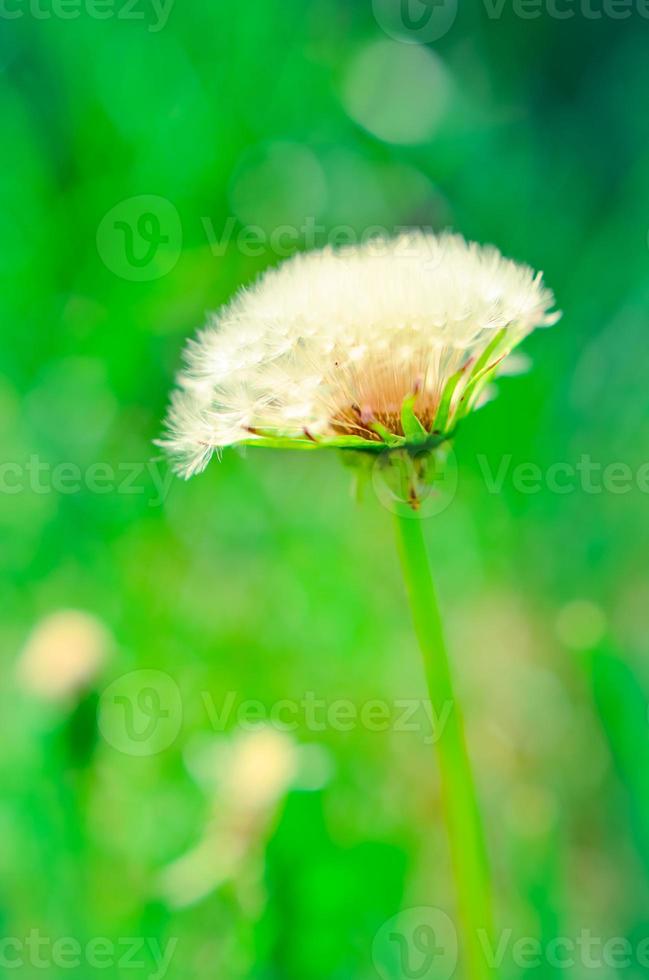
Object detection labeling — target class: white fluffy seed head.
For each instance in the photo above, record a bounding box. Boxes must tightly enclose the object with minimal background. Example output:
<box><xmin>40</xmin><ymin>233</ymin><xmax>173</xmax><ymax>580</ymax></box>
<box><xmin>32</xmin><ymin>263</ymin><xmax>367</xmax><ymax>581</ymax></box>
<box><xmin>160</xmin><ymin>232</ymin><xmax>560</xmax><ymax>476</ymax></box>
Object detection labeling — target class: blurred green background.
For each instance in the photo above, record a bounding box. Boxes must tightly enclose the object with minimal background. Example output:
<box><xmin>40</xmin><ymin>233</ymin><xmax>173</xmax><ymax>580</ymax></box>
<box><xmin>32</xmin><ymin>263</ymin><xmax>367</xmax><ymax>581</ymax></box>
<box><xmin>2</xmin><ymin>1</ymin><xmax>649</xmax><ymax>977</ymax></box>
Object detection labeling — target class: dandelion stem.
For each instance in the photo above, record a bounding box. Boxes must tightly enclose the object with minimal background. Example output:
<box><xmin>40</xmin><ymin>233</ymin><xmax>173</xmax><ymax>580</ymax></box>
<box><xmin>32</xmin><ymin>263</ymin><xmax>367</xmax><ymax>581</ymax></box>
<box><xmin>394</xmin><ymin>512</ymin><xmax>497</xmax><ymax>980</ymax></box>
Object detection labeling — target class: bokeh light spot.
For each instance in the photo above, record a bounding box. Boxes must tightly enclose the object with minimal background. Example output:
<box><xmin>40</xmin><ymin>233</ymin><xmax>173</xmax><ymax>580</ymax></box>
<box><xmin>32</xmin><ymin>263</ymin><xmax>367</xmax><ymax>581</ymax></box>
<box><xmin>342</xmin><ymin>39</ymin><xmax>451</xmax><ymax>145</ymax></box>
<box><xmin>556</xmin><ymin>600</ymin><xmax>607</xmax><ymax>651</ymax></box>
<box><xmin>229</xmin><ymin>141</ymin><xmax>327</xmax><ymax>233</ymax></box>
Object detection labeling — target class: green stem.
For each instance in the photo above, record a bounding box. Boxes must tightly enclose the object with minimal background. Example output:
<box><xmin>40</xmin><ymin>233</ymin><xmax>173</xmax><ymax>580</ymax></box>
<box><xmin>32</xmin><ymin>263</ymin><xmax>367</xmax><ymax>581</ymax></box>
<box><xmin>394</xmin><ymin>512</ymin><xmax>497</xmax><ymax>979</ymax></box>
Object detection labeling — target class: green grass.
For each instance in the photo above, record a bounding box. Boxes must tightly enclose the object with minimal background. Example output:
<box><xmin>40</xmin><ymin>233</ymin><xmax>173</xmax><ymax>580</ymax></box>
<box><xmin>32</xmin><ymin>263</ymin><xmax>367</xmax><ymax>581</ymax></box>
<box><xmin>2</xmin><ymin>3</ymin><xmax>649</xmax><ymax>977</ymax></box>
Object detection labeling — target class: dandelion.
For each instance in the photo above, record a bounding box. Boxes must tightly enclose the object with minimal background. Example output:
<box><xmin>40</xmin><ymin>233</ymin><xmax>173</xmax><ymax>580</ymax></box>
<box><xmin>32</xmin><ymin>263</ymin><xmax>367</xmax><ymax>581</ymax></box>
<box><xmin>158</xmin><ymin>729</ymin><xmax>329</xmax><ymax>910</ymax></box>
<box><xmin>161</xmin><ymin>232</ymin><xmax>558</xmax><ymax>476</ymax></box>
<box><xmin>17</xmin><ymin>609</ymin><xmax>110</xmax><ymax>704</ymax></box>
<box><xmin>160</xmin><ymin>231</ymin><xmax>559</xmax><ymax>977</ymax></box>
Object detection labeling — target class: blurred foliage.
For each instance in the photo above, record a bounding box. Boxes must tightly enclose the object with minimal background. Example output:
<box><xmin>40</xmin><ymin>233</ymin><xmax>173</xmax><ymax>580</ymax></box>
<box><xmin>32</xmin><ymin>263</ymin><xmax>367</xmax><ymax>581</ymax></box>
<box><xmin>2</xmin><ymin>1</ymin><xmax>649</xmax><ymax>977</ymax></box>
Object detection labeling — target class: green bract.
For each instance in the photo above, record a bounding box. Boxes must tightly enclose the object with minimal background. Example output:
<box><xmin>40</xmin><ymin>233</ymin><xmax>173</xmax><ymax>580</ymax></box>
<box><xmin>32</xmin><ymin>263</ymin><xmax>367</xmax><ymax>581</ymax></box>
<box><xmin>239</xmin><ymin>328</ymin><xmax>508</xmax><ymax>455</ymax></box>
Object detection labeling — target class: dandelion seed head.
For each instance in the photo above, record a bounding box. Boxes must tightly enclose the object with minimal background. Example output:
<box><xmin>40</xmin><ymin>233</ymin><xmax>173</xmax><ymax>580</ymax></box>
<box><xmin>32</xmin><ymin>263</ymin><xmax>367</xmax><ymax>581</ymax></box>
<box><xmin>160</xmin><ymin>232</ymin><xmax>559</xmax><ymax>476</ymax></box>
